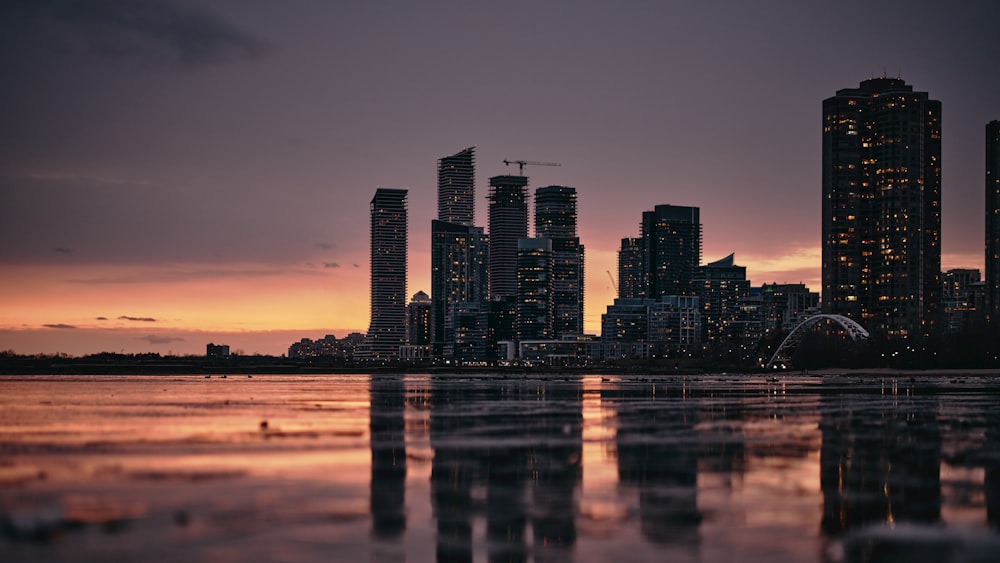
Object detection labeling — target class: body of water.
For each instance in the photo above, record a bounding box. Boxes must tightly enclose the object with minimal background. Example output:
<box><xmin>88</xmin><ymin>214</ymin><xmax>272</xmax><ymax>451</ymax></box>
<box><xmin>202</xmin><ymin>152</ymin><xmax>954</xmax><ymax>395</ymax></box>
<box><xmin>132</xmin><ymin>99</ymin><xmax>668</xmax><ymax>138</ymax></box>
<box><xmin>1</xmin><ymin>373</ymin><xmax>999</xmax><ymax>562</ymax></box>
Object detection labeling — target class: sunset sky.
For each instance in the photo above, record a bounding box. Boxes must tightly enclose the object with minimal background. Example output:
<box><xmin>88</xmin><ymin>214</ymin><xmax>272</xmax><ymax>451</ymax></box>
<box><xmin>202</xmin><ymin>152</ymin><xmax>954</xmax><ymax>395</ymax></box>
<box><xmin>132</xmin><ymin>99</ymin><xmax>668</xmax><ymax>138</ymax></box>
<box><xmin>2</xmin><ymin>0</ymin><xmax>999</xmax><ymax>356</ymax></box>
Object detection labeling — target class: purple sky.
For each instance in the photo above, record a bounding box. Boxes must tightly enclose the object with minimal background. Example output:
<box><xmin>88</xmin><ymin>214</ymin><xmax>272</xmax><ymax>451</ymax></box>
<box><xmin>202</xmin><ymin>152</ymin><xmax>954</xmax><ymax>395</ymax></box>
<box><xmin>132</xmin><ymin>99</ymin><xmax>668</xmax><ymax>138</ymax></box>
<box><xmin>2</xmin><ymin>0</ymin><xmax>999</xmax><ymax>355</ymax></box>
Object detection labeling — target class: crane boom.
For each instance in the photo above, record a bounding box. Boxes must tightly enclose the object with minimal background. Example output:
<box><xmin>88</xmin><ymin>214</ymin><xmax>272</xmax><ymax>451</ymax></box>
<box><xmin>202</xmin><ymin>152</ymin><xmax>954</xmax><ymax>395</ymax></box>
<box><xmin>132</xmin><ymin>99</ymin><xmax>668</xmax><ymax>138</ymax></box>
<box><xmin>606</xmin><ymin>270</ymin><xmax>618</xmax><ymax>294</ymax></box>
<box><xmin>502</xmin><ymin>159</ymin><xmax>561</xmax><ymax>175</ymax></box>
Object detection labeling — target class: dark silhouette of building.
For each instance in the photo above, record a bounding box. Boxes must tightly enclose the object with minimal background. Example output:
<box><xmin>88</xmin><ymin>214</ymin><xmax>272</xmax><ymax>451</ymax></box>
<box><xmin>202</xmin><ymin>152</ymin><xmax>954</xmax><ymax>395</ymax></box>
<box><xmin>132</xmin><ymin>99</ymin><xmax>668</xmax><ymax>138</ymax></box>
<box><xmin>942</xmin><ymin>268</ymin><xmax>984</xmax><ymax>334</ymax></box>
<box><xmin>696</xmin><ymin>253</ymin><xmax>749</xmax><ymax>345</ymax></box>
<box><xmin>431</xmin><ymin>148</ymin><xmax>488</xmax><ymax>361</ymax></box>
<box><xmin>759</xmin><ymin>283</ymin><xmax>820</xmax><ymax>334</ymax></box>
<box><xmin>438</xmin><ymin>146</ymin><xmax>476</xmax><ymax>226</ymax></box>
<box><xmin>516</xmin><ymin>238</ymin><xmax>553</xmax><ymax>341</ymax></box>
<box><xmin>206</xmin><ymin>342</ymin><xmax>230</xmax><ymax>358</ymax></box>
<box><xmin>407</xmin><ymin>290</ymin><xmax>431</xmax><ymax>346</ymax></box>
<box><xmin>488</xmin><ymin>175</ymin><xmax>530</xmax><ymax>300</ymax></box>
<box><xmin>369</xmin><ymin>375</ymin><xmax>407</xmax><ymax>538</ymax></box>
<box><xmin>822</xmin><ymin>77</ymin><xmax>942</xmax><ymax>340</ymax></box>
<box><xmin>618</xmin><ymin>205</ymin><xmax>702</xmax><ymax>302</ymax></box>
<box><xmin>618</xmin><ymin>237</ymin><xmax>646</xmax><ymax>299</ymax></box>
<box><xmin>820</xmin><ymin>384</ymin><xmax>941</xmax><ymax>534</ymax></box>
<box><xmin>987</xmin><ymin>121</ymin><xmax>1000</xmax><ymax>328</ymax></box>
<box><xmin>430</xmin><ymin>220</ymin><xmax>488</xmax><ymax>358</ymax></box>
<box><xmin>645</xmin><ymin>205</ymin><xmax>701</xmax><ymax>298</ymax></box>
<box><xmin>535</xmin><ymin>185</ymin><xmax>585</xmax><ymax>338</ymax></box>
<box><xmin>365</xmin><ymin>188</ymin><xmax>408</xmax><ymax>361</ymax></box>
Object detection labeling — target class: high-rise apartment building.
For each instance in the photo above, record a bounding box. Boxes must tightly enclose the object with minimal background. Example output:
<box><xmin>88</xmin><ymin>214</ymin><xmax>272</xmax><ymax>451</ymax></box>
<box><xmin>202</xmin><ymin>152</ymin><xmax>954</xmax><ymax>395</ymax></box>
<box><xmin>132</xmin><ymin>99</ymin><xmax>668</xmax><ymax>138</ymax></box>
<box><xmin>515</xmin><ymin>238</ymin><xmax>553</xmax><ymax>341</ymax></box>
<box><xmin>431</xmin><ymin>148</ymin><xmax>488</xmax><ymax>359</ymax></box>
<box><xmin>696</xmin><ymin>253</ymin><xmax>749</xmax><ymax>345</ymax></box>
<box><xmin>488</xmin><ymin>175</ymin><xmax>530</xmax><ymax>299</ymax></box>
<box><xmin>822</xmin><ymin>78</ymin><xmax>942</xmax><ymax>339</ymax></box>
<box><xmin>535</xmin><ymin>185</ymin><xmax>585</xmax><ymax>337</ymax></box>
<box><xmin>618</xmin><ymin>205</ymin><xmax>702</xmax><ymax>300</ymax></box>
<box><xmin>987</xmin><ymin>121</ymin><xmax>1000</xmax><ymax>328</ymax></box>
<box><xmin>430</xmin><ymin>220</ymin><xmax>488</xmax><ymax>357</ymax></box>
<box><xmin>618</xmin><ymin>237</ymin><xmax>645</xmax><ymax>299</ymax></box>
<box><xmin>406</xmin><ymin>290</ymin><xmax>431</xmax><ymax>346</ymax></box>
<box><xmin>438</xmin><ymin>147</ymin><xmax>476</xmax><ymax>226</ymax></box>
<box><xmin>366</xmin><ymin>188</ymin><xmax>408</xmax><ymax>360</ymax></box>
<box><xmin>644</xmin><ymin>205</ymin><xmax>702</xmax><ymax>298</ymax></box>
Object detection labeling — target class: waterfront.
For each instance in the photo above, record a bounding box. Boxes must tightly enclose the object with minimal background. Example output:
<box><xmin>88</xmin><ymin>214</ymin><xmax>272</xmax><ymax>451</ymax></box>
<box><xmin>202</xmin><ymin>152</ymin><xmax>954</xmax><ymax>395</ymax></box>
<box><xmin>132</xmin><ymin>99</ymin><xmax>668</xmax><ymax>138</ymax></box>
<box><xmin>1</xmin><ymin>373</ymin><xmax>998</xmax><ymax>562</ymax></box>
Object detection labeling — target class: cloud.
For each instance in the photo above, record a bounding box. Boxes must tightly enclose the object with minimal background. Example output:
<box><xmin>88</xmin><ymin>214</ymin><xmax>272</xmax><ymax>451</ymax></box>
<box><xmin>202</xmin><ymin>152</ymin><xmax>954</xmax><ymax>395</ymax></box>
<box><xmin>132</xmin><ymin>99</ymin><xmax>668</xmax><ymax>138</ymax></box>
<box><xmin>43</xmin><ymin>323</ymin><xmax>77</xmax><ymax>329</ymax></box>
<box><xmin>353</xmin><ymin>264</ymin><xmax>360</xmax><ymax>268</ymax></box>
<box><xmin>316</xmin><ymin>242</ymin><xmax>337</xmax><ymax>250</ymax></box>
<box><xmin>53</xmin><ymin>247</ymin><xmax>74</xmax><ymax>254</ymax></box>
<box><xmin>323</xmin><ymin>262</ymin><xmax>341</xmax><ymax>269</ymax></box>
<box><xmin>96</xmin><ymin>316</ymin><xmax>108</xmax><ymax>320</ymax></box>
<box><xmin>140</xmin><ymin>334</ymin><xmax>185</xmax><ymax>345</ymax></box>
<box><xmin>119</xmin><ymin>315</ymin><xmax>157</xmax><ymax>322</ymax></box>
<box><xmin>5</xmin><ymin>0</ymin><xmax>270</xmax><ymax>69</ymax></box>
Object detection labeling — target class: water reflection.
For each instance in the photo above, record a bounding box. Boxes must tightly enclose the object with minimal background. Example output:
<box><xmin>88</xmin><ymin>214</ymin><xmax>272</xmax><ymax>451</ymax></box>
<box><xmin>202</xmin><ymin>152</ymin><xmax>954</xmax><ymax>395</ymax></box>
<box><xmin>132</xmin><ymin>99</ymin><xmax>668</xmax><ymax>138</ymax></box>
<box><xmin>819</xmin><ymin>382</ymin><xmax>942</xmax><ymax>534</ymax></box>
<box><xmin>428</xmin><ymin>377</ymin><xmax>583</xmax><ymax>562</ymax></box>
<box><xmin>606</xmin><ymin>381</ymin><xmax>702</xmax><ymax>551</ymax></box>
<box><xmin>370</xmin><ymin>375</ymin><xmax>407</xmax><ymax>538</ymax></box>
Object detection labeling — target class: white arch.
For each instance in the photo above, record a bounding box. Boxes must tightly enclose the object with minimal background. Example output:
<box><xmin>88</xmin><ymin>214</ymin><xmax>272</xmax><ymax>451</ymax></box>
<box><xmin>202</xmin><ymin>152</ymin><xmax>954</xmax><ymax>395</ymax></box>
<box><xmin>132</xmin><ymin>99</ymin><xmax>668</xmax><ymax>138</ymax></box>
<box><xmin>765</xmin><ymin>314</ymin><xmax>869</xmax><ymax>369</ymax></box>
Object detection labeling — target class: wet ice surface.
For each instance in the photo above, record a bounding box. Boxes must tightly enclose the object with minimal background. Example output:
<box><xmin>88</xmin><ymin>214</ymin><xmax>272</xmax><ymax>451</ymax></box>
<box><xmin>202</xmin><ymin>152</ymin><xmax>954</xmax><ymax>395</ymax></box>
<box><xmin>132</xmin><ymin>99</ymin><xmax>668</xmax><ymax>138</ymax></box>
<box><xmin>1</xmin><ymin>373</ymin><xmax>999</xmax><ymax>562</ymax></box>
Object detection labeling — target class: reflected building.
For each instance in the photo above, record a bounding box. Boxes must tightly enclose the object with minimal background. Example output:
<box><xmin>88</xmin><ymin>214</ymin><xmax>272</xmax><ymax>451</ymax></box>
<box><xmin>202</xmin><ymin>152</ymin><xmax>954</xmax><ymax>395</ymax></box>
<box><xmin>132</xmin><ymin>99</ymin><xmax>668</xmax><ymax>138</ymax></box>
<box><xmin>820</xmin><ymin>384</ymin><xmax>942</xmax><ymax>534</ymax></box>
<box><xmin>607</xmin><ymin>381</ymin><xmax>701</xmax><ymax>550</ymax></box>
<box><xmin>366</xmin><ymin>188</ymin><xmax>408</xmax><ymax>360</ymax></box>
<box><xmin>369</xmin><ymin>375</ymin><xmax>407</xmax><ymax>538</ymax></box>
<box><xmin>429</xmin><ymin>378</ymin><xmax>583</xmax><ymax>561</ymax></box>
<box><xmin>822</xmin><ymin>78</ymin><xmax>942</xmax><ymax>340</ymax></box>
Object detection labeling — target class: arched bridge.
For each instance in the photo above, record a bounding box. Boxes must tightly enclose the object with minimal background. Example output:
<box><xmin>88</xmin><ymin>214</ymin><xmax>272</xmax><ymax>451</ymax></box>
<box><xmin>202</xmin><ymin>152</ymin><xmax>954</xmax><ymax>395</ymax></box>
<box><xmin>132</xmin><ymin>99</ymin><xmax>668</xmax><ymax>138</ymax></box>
<box><xmin>765</xmin><ymin>314</ymin><xmax>869</xmax><ymax>369</ymax></box>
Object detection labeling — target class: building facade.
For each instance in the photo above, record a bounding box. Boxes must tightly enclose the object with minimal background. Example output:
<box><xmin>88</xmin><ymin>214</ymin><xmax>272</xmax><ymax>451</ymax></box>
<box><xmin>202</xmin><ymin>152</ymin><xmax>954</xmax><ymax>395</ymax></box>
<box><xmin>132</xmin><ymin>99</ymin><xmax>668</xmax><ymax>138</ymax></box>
<box><xmin>515</xmin><ymin>238</ymin><xmax>553</xmax><ymax>341</ymax></box>
<box><xmin>535</xmin><ymin>185</ymin><xmax>585</xmax><ymax>337</ymax></box>
<box><xmin>430</xmin><ymin>220</ymin><xmax>488</xmax><ymax>357</ymax></box>
<box><xmin>616</xmin><ymin>204</ymin><xmax>702</xmax><ymax>302</ymax></box>
<box><xmin>987</xmin><ymin>121</ymin><xmax>1000</xmax><ymax>328</ymax></box>
<box><xmin>822</xmin><ymin>77</ymin><xmax>942</xmax><ymax>340</ymax></box>
<box><xmin>366</xmin><ymin>188</ymin><xmax>408</xmax><ymax>360</ymax></box>
<box><xmin>407</xmin><ymin>290</ymin><xmax>431</xmax><ymax>346</ymax></box>
<box><xmin>618</xmin><ymin>237</ymin><xmax>646</xmax><ymax>299</ymax></box>
<box><xmin>438</xmin><ymin>146</ymin><xmax>476</xmax><ymax>226</ymax></box>
<box><xmin>696</xmin><ymin>254</ymin><xmax>750</xmax><ymax>346</ymax></box>
<box><xmin>488</xmin><ymin>175</ymin><xmax>530</xmax><ymax>299</ymax></box>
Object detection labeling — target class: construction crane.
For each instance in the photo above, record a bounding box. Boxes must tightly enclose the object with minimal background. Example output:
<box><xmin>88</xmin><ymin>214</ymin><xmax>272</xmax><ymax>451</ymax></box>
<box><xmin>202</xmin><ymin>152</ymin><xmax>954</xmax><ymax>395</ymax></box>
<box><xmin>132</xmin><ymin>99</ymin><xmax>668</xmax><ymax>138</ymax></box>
<box><xmin>606</xmin><ymin>270</ymin><xmax>618</xmax><ymax>295</ymax></box>
<box><xmin>502</xmin><ymin>159</ymin><xmax>561</xmax><ymax>175</ymax></box>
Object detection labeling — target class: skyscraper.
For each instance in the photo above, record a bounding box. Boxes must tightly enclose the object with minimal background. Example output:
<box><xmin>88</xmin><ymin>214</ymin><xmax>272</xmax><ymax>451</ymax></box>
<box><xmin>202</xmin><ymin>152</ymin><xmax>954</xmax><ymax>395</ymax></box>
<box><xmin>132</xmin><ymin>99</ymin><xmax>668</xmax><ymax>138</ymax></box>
<box><xmin>822</xmin><ymin>77</ymin><xmax>942</xmax><ymax>339</ymax></box>
<box><xmin>431</xmin><ymin>148</ymin><xmax>488</xmax><ymax>359</ymax></box>
<box><xmin>366</xmin><ymin>188</ymin><xmax>408</xmax><ymax>360</ymax></box>
<box><xmin>987</xmin><ymin>121</ymin><xmax>1000</xmax><ymax>328</ymax></box>
<box><xmin>516</xmin><ymin>238</ymin><xmax>553</xmax><ymax>341</ymax></box>
<box><xmin>643</xmin><ymin>204</ymin><xmax>702</xmax><ymax>298</ymax></box>
<box><xmin>488</xmin><ymin>175</ymin><xmax>530</xmax><ymax>299</ymax></box>
<box><xmin>617</xmin><ymin>205</ymin><xmax>701</xmax><ymax>301</ymax></box>
<box><xmin>535</xmin><ymin>185</ymin><xmax>585</xmax><ymax>337</ymax></box>
<box><xmin>618</xmin><ymin>237</ymin><xmax>645</xmax><ymax>299</ymax></box>
<box><xmin>430</xmin><ymin>220</ymin><xmax>488</xmax><ymax>357</ymax></box>
<box><xmin>696</xmin><ymin>253</ymin><xmax>749</xmax><ymax>345</ymax></box>
<box><xmin>438</xmin><ymin>147</ymin><xmax>476</xmax><ymax>226</ymax></box>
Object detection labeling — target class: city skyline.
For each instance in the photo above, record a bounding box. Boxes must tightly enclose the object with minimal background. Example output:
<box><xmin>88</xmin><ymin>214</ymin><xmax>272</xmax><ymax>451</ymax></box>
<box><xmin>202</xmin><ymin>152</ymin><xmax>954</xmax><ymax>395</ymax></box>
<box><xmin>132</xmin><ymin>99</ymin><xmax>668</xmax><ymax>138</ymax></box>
<box><xmin>2</xmin><ymin>1</ymin><xmax>999</xmax><ymax>355</ymax></box>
